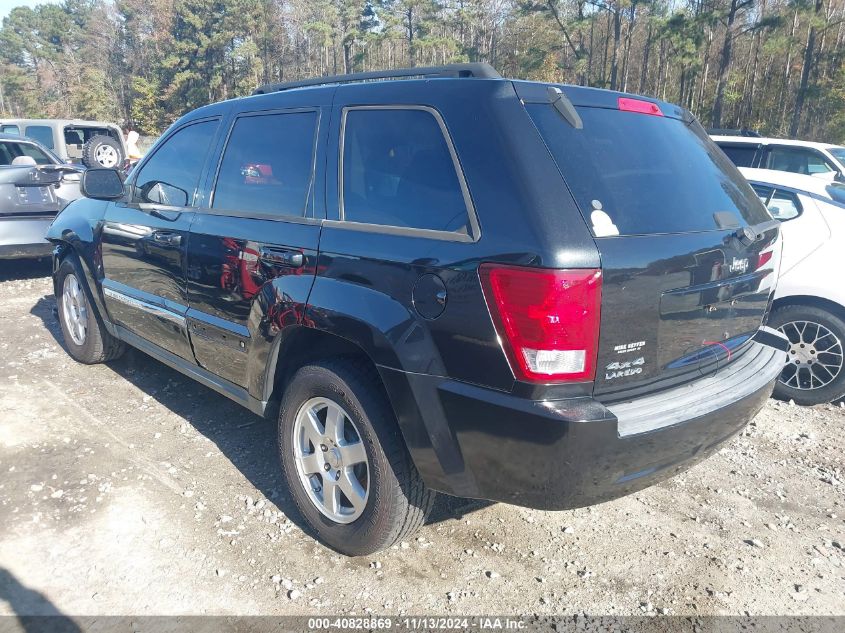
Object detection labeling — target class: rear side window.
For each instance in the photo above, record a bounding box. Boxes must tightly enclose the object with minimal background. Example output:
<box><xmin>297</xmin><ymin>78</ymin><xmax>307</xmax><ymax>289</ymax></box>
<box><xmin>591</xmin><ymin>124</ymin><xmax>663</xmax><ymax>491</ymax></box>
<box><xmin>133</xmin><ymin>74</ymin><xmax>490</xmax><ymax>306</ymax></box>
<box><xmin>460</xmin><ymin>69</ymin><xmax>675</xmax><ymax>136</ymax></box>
<box><xmin>213</xmin><ymin>111</ymin><xmax>317</xmax><ymax>217</ymax></box>
<box><xmin>719</xmin><ymin>144</ymin><xmax>758</xmax><ymax>168</ymax></box>
<box><xmin>751</xmin><ymin>184</ymin><xmax>802</xmax><ymax>221</ymax></box>
<box><xmin>133</xmin><ymin>119</ymin><xmax>219</xmax><ymax>207</ymax></box>
<box><xmin>0</xmin><ymin>141</ymin><xmax>53</xmax><ymax>166</ymax></box>
<box><xmin>767</xmin><ymin>147</ymin><xmax>835</xmax><ymax>175</ymax></box>
<box><xmin>526</xmin><ymin>104</ymin><xmax>771</xmax><ymax>235</ymax></box>
<box><xmin>25</xmin><ymin>125</ymin><xmax>54</xmax><ymax>149</ymax></box>
<box><xmin>341</xmin><ymin>107</ymin><xmax>471</xmax><ymax>235</ymax></box>
<box><xmin>2</xmin><ymin>125</ymin><xmax>20</xmax><ymax>135</ymax></box>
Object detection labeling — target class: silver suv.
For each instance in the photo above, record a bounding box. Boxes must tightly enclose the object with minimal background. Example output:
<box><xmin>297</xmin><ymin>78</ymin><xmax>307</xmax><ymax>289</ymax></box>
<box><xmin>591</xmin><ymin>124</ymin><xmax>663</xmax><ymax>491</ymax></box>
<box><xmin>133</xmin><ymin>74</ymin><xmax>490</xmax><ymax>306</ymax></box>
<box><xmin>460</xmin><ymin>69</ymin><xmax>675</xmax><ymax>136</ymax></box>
<box><xmin>0</xmin><ymin>118</ymin><xmax>126</xmax><ymax>169</ymax></box>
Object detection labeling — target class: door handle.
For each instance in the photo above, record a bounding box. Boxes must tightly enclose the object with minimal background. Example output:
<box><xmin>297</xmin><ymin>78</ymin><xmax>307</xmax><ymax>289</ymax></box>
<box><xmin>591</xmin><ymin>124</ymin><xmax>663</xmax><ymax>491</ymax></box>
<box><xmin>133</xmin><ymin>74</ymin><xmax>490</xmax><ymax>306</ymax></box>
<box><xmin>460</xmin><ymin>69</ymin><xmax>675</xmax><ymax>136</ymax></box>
<box><xmin>152</xmin><ymin>231</ymin><xmax>182</xmax><ymax>246</ymax></box>
<box><xmin>260</xmin><ymin>247</ymin><xmax>304</xmax><ymax>268</ymax></box>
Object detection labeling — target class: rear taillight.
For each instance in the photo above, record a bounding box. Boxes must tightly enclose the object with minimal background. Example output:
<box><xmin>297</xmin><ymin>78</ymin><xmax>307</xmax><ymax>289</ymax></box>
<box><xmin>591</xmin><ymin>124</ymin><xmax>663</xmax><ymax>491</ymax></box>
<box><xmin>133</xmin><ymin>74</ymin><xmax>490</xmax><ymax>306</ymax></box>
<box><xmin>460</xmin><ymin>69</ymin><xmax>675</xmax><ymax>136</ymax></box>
<box><xmin>617</xmin><ymin>97</ymin><xmax>663</xmax><ymax>117</ymax></box>
<box><xmin>479</xmin><ymin>264</ymin><xmax>602</xmax><ymax>383</ymax></box>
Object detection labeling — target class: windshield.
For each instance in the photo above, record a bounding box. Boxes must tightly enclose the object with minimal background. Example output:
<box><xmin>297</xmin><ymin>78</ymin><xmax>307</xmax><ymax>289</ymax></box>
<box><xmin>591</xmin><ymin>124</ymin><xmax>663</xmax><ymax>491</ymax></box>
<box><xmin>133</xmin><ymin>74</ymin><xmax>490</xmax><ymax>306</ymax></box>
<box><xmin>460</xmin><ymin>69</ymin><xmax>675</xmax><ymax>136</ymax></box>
<box><xmin>829</xmin><ymin>147</ymin><xmax>845</xmax><ymax>165</ymax></box>
<box><xmin>0</xmin><ymin>140</ymin><xmax>56</xmax><ymax>166</ymax></box>
<box><xmin>526</xmin><ymin>104</ymin><xmax>772</xmax><ymax>236</ymax></box>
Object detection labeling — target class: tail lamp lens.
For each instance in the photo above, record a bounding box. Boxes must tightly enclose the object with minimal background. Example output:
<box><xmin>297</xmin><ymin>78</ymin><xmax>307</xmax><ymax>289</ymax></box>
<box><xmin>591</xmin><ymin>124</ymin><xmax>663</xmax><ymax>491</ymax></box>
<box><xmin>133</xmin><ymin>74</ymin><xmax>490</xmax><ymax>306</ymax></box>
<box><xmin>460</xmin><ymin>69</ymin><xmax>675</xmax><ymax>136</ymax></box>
<box><xmin>479</xmin><ymin>264</ymin><xmax>602</xmax><ymax>383</ymax></box>
<box><xmin>757</xmin><ymin>249</ymin><xmax>773</xmax><ymax>270</ymax></box>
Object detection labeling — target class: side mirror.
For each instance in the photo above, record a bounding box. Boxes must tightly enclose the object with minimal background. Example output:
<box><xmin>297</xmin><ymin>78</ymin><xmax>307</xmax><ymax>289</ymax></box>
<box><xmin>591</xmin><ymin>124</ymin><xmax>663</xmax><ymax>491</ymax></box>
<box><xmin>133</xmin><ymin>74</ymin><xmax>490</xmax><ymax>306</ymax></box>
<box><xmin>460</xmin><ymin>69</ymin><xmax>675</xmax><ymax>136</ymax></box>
<box><xmin>139</xmin><ymin>180</ymin><xmax>188</xmax><ymax>207</ymax></box>
<box><xmin>81</xmin><ymin>168</ymin><xmax>125</xmax><ymax>200</ymax></box>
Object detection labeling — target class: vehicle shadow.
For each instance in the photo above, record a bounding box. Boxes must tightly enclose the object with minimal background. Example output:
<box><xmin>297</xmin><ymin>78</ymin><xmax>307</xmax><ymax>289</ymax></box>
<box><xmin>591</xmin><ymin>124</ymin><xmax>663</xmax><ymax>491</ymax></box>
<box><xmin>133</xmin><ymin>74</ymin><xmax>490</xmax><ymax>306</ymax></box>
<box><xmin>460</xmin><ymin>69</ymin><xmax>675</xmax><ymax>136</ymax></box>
<box><xmin>31</xmin><ymin>295</ymin><xmax>492</xmax><ymax>547</ymax></box>
<box><xmin>0</xmin><ymin>567</ymin><xmax>81</xmax><ymax>632</ymax></box>
<box><xmin>0</xmin><ymin>259</ymin><xmax>52</xmax><ymax>283</ymax></box>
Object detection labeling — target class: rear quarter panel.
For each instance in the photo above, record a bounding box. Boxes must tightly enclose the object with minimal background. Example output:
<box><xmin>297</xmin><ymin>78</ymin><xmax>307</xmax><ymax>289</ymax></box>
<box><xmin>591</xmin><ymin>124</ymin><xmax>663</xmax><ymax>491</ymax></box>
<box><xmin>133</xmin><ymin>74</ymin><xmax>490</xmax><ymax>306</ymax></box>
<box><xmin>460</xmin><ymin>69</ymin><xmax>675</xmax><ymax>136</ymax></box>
<box><xmin>776</xmin><ymin>198</ymin><xmax>845</xmax><ymax>308</ymax></box>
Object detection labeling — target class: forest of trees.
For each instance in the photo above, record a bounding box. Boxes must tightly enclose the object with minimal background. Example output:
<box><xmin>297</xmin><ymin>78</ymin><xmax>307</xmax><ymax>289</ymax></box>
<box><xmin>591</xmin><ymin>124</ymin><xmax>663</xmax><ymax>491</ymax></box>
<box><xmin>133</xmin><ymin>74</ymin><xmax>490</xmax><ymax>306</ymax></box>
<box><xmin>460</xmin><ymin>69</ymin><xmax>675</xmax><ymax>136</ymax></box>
<box><xmin>0</xmin><ymin>0</ymin><xmax>843</xmax><ymax>142</ymax></box>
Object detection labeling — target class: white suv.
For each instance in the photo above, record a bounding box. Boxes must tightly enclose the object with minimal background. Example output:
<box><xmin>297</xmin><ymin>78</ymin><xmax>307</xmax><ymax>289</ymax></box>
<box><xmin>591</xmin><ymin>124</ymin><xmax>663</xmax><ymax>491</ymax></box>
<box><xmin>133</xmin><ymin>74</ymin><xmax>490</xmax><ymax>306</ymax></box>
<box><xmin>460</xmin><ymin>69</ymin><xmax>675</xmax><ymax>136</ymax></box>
<box><xmin>715</xmin><ymin>136</ymin><xmax>845</xmax><ymax>183</ymax></box>
<box><xmin>741</xmin><ymin>167</ymin><xmax>845</xmax><ymax>404</ymax></box>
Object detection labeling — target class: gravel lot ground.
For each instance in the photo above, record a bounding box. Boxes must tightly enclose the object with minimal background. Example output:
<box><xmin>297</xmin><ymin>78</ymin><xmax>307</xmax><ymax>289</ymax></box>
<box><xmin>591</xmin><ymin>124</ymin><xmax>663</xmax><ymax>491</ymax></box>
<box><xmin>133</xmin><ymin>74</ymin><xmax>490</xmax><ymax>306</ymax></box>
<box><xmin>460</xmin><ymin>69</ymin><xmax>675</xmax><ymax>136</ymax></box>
<box><xmin>0</xmin><ymin>260</ymin><xmax>843</xmax><ymax>618</ymax></box>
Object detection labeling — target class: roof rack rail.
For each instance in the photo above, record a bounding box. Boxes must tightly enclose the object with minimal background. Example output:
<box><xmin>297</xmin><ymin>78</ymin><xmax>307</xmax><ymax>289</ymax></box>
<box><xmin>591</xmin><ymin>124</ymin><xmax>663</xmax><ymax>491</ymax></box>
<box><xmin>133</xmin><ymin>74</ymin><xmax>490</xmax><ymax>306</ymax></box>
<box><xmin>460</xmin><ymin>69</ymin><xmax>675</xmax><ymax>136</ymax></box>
<box><xmin>252</xmin><ymin>63</ymin><xmax>501</xmax><ymax>95</ymax></box>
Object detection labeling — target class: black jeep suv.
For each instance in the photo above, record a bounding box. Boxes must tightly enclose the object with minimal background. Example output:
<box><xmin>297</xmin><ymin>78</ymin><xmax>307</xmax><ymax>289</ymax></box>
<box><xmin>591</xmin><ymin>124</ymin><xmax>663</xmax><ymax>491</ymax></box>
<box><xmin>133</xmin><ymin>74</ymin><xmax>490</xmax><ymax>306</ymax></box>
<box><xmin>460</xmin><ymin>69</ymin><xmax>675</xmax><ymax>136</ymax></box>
<box><xmin>48</xmin><ymin>64</ymin><xmax>788</xmax><ymax>555</ymax></box>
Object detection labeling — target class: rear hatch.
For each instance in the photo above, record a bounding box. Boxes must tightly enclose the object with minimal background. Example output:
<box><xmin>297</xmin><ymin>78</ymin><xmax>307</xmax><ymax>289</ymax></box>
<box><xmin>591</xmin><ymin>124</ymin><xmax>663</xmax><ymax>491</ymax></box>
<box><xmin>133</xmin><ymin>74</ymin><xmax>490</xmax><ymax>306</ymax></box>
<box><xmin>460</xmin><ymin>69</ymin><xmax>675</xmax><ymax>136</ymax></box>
<box><xmin>518</xmin><ymin>83</ymin><xmax>780</xmax><ymax>401</ymax></box>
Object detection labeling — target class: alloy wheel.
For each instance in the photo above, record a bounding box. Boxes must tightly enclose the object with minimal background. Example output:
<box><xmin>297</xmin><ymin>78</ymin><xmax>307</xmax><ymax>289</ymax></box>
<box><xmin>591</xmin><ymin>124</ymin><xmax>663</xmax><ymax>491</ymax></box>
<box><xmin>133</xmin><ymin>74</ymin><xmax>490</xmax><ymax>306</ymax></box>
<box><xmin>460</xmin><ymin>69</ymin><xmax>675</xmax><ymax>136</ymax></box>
<box><xmin>778</xmin><ymin>320</ymin><xmax>844</xmax><ymax>390</ymax></box>
<box><xmin>62</xmin><ymin>274</ymin><xmax>88</xmax><ymax>346</ymax></box>
<box><xmin>292</xmin><ymin>397</ymin><xmax>370</xmax><ymax>524</ymax></box>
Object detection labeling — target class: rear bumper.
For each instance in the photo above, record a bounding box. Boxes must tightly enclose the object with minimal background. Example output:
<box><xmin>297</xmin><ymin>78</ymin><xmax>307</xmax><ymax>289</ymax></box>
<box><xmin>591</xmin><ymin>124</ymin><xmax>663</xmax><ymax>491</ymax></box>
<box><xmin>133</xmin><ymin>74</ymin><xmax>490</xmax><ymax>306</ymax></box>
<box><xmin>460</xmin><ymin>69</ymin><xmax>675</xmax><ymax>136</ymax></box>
<box><xmin>0</xmin><ymin>218</ymin><xmax>53</xmax><ymax>259</ymax></box>
<box><xmin>381</xmin><ymin>329</ymin><xmax>787</xmax><ymax>510</ymax></box>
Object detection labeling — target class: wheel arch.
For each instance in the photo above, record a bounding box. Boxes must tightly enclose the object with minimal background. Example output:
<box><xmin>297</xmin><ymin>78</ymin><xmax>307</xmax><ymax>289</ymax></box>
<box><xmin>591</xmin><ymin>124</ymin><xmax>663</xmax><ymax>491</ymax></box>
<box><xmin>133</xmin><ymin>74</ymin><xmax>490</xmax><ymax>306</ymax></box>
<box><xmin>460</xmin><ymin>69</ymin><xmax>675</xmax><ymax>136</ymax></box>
<box><xmin>772</xmin><ymin>294</ymin><xmax>845</xmax><ymax>323</ymax></box>
<box><xmin>262</xmin><ymin>326</ymin><xmax>386</xmax><ymax>412</ymax></box>
<box><xmin>47</xmin><ymin>199</ymin><xmax>112</xmax><ymax>328</ymax></box>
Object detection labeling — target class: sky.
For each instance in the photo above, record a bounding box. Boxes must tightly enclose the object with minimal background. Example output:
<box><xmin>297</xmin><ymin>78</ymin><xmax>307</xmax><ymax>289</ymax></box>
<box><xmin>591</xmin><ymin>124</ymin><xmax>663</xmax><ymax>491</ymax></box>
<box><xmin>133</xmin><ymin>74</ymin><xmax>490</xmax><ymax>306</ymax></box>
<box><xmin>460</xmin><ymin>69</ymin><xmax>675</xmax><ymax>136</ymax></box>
<box><xmin>0</xmin><ymin>0</ymin><xmax>59</xmax><ymax>21</ymax></box>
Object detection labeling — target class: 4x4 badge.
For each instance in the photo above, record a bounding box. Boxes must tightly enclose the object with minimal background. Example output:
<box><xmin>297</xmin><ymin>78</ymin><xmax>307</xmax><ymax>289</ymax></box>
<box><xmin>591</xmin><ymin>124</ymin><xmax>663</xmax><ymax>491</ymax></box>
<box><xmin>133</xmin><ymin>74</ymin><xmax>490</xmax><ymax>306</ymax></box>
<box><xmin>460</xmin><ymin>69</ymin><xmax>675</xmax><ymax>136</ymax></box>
<box><xmin>606</xmin><ymin>356</ymin><xmax>645</xmax><ymax>380</ymax></box>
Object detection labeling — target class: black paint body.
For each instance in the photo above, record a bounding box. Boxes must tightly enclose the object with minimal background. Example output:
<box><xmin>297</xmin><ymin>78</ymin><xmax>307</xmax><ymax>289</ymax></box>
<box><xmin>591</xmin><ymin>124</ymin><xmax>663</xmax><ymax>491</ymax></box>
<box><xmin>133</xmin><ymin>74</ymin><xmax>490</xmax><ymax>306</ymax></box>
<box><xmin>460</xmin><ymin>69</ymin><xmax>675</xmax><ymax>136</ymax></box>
<box><xmin>47</xmin><ymin>76</ymin><xmax>787</xmax><ymax>509</ymax></box>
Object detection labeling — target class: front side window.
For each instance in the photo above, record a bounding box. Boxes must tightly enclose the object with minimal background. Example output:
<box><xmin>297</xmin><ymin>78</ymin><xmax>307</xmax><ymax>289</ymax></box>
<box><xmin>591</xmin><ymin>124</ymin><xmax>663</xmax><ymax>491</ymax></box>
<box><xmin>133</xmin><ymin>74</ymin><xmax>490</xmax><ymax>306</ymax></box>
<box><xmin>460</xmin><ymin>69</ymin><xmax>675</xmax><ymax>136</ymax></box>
<box><xmin>768</xmin><ymin>147</ymin><xmax>835</xmax><ymax>176</ymax></box>
<box><xmin>25</xmin><ymin>125</ymin><xmax>54</xmax><ymax>149</ymax></box>
<box><xmin>341</xmin><ymin>107</ymin><xmax>471</xmax><ymax>235</ymax></box>
<box><xmin>827</xmin><ymin>183</ymin><xmax>845</xmax><ymax>205</ymax></box>
<box><xmin>213</xmin><ymin>111</ymin><xmax>317</xmax><ymax>217</ymax></box>
<box><xmin>133</xmin><ymin>119</ymin><xmax>219</xmax><ymax>207</ymax></box>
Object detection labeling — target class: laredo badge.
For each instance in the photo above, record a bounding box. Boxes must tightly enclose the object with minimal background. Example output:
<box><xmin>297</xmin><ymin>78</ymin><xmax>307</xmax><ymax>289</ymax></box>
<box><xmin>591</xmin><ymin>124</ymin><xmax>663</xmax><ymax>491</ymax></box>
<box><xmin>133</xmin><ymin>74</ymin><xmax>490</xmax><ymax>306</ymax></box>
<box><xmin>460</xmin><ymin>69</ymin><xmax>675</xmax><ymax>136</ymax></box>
<box><xmin>606</xmin><ymin>356</ymin><xmax>645</xmax><ymax>380</ymax></box>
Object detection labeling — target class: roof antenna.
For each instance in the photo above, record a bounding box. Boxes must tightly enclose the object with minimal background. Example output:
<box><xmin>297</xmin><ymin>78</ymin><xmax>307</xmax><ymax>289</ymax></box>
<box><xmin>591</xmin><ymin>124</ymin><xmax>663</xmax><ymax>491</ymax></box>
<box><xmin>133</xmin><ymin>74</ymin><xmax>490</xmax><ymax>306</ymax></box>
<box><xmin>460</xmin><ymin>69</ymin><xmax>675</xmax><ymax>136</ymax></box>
<box><xmin>547</xmin><ymin>87</ymin><xmax>582</xmax><ymax>129</ymax></box>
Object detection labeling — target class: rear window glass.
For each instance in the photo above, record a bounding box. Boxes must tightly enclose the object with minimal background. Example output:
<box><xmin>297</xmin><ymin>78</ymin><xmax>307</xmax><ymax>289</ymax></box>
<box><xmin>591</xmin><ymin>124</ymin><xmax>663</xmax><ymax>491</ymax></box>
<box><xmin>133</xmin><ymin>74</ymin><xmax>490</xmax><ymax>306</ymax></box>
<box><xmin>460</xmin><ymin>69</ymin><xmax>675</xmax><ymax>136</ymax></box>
<box><xmin>64</xmin><ymin>126</ymin><xmax>117</xmax><ymax>145</ymax></box>
<box><xmin>719</xmin><ymin>144</ymin><xmax>758</xmax><ymax>167</ymax></box>
<box><xmin>526</xmin><ymin>104</ymin><xmax>770</xmax><ymax>235</ymax></box>
<box><xmin>25</xmin><ymin>125</ymin><xmax>54</xmax><ymax>149</ymax></box>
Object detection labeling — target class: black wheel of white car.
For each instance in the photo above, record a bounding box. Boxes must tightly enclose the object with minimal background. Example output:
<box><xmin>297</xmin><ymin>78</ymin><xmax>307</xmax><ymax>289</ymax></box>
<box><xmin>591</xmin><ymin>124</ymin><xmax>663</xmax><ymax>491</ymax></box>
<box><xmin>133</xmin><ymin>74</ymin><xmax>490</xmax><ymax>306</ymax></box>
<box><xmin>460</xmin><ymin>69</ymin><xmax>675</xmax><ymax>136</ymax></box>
<box><xmin>56</xmin><ymin>257</ymin><xmax>125</xmax><ymax>364</ymax></box>
<box><xmin>769</xmin><ymin>304</ymin><xmax>845</xmax><ymax>405</ymax></box>
<box><xmin>278</xmin><ymin>358</ymin><xmax>435</xmax><ymax>555</ymax></box>
<box><xmin>82</xmin><ymin>135</ymin><xmax>124</xmax><ymax>169</ymax></box>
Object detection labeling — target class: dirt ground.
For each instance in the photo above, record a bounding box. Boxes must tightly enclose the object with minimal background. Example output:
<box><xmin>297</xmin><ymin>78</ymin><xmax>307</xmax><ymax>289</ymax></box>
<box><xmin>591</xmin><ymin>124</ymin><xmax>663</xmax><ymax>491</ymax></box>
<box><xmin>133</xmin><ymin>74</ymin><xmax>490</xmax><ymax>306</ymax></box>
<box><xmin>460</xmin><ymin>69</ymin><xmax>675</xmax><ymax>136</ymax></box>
<box><xmin>0</xmin><ymin>259</ymin><xmax>843</xmax><ymax>618</ymax></box>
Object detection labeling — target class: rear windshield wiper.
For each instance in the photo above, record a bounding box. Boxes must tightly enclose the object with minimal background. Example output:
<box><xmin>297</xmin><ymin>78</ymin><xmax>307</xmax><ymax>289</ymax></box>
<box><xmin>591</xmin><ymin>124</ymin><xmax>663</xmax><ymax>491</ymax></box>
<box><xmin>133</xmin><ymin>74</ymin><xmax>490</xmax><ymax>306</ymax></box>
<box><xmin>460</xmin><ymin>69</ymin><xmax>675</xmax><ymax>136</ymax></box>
<box><xmin>547</xmin><ymin>87</ymin><xmax>582</xmax><ymax>130</ymax></box>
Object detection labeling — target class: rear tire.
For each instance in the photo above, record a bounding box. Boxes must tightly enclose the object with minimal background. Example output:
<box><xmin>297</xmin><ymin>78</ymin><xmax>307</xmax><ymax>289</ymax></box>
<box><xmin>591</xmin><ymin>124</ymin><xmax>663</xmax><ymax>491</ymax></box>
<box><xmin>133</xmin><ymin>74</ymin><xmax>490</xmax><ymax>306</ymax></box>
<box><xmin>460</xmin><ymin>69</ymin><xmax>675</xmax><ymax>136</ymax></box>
<box><xmin>278</xmin><ymin>358</ymin><xmax>435</xmax><ymax>555</ymax></box>
<box><xmin>769</xmin><ymin>304</ymin><xmax>845</xmax><ymax>405</ymax></box>
<box><xmin>56</xmin><ymin>257</ymin><xmax>125</xmax><ymax>364</ymax></box>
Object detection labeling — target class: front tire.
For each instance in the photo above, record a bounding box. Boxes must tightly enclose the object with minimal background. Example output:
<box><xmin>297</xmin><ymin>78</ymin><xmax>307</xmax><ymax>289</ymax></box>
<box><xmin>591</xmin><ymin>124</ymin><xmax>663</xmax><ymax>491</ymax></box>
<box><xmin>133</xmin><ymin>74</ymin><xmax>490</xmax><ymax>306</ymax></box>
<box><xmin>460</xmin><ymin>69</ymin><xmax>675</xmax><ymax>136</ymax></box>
<box><xmin>56</xmin><ymin>257</ymin><xmax>125</xmax><ymax>364</ymax></box>
<box><xmin>769</xmin><ymin>304</ymin><xmax>845</xmax><ymax>405</ymax></box>
<box><xmin>278</xmin><ymin>358</ymin><xmax>435</xmax><ymax>555</ymax></box>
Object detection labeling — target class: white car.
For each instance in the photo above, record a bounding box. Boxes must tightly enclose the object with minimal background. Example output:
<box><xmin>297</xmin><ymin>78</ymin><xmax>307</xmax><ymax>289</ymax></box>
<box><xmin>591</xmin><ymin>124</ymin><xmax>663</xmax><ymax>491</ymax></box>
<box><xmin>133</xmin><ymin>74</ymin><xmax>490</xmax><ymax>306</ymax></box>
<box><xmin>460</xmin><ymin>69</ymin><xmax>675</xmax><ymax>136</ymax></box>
<box><xmin>716</xmin><ymin>136</ymin><xmax>845</xmax><ymax>183</ymax></box>
<box><xmin>740</xmin><ymin>167</ymin><xmax>845</xmax><ymax>404</ymax></box>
